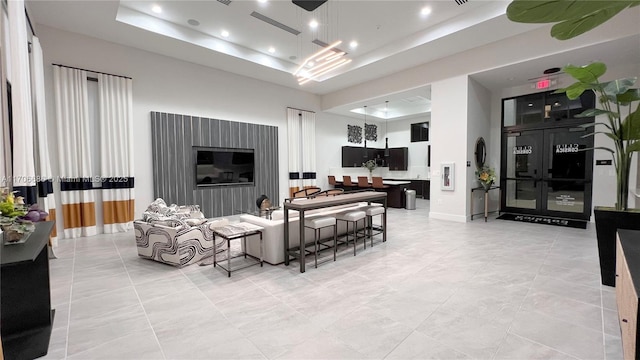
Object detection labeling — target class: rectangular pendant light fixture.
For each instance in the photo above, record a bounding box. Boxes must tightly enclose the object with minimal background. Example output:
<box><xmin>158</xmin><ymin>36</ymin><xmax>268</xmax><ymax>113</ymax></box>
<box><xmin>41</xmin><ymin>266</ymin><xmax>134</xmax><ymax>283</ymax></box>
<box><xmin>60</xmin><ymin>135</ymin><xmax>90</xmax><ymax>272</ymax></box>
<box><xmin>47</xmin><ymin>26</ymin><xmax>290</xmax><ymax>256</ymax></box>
<box><xmin>293</xmin><ymin>40</ymin><xmax>352</xmax><ymax>85</ymax></box>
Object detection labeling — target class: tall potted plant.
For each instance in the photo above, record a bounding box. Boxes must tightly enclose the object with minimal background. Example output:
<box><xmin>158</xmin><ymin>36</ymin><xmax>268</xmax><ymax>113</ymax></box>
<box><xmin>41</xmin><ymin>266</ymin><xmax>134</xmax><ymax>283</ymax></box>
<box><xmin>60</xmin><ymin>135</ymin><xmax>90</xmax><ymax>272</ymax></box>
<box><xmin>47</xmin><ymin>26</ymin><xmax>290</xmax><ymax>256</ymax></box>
<box><xmin>506</xmin><ymin>0</ymin><xmax>640</xmax><ymax>286</ymax></box>
<box><xmin>555</xmin><ymin>64</ymin><xmax>640</xmax><ymax>286</ymax></box>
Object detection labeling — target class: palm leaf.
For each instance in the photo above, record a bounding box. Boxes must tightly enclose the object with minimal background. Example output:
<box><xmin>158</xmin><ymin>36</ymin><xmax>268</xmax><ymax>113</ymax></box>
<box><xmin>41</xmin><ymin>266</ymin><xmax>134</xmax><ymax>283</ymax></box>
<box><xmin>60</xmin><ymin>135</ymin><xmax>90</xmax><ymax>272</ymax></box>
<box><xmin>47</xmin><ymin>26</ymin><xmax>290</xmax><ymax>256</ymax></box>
<box><xmin>617</xmin><ymin>88</ymin><xmax>640</xmax><ymax>105</ymax></box>
<box><xmin>550</xmin><ymin>5</ymin><xmax>629</xmax><ymax>40</ymax></box>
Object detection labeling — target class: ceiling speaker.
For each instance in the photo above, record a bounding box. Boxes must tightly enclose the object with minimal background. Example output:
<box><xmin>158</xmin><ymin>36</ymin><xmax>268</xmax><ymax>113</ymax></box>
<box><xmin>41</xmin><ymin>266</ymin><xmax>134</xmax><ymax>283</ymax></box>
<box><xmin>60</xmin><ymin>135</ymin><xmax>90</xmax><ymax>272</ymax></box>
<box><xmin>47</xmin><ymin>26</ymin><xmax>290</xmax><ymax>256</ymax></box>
<box><xmin>292</xmin><ymin>0</ymin><xmax>328</xmax><ymax>12</ymax></box>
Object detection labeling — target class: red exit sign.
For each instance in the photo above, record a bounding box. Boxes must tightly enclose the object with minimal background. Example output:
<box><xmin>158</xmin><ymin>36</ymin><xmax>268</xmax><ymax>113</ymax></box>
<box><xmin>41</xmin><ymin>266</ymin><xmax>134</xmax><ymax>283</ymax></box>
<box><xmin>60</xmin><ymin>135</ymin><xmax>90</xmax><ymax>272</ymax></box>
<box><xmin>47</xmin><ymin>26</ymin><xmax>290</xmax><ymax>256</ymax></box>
<box><xmin>536</xmin><ymin>79</ymin><xmax>551</xmax><ymax>89</ymax></box>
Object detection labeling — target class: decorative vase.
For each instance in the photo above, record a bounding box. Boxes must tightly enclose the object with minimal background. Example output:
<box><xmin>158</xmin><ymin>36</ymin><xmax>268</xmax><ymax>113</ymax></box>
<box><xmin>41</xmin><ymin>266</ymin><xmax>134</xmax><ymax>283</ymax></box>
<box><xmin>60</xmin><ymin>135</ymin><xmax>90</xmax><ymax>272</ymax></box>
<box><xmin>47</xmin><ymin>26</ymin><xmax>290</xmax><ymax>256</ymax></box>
<box><xmin>481</xmin><ymin>181</ymin><xmax>493</xmax><ymax>191</ymax></box>
<box><xmin>2</xmin><ymin>222</ymin><xmax>35</xmax><ymax>245</ymax></box>
<box><xmin>368</xmin><ymin>171</ymin><xmax>373</xmax><ymax>182</ymax></box>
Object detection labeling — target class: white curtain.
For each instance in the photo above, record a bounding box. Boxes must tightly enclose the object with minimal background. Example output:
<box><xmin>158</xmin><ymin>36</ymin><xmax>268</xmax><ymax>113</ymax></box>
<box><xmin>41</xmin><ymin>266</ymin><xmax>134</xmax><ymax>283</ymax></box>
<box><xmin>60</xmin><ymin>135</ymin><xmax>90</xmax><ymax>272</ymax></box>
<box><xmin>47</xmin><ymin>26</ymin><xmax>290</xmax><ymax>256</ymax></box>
<box><xmin>287</xmin><ymin>108</ymin><xmax>316</xmax><ymax>195</ymax></box>
<box><xmin>300</xmin><ymin>110</ymin><xmax>316</xmax><ymax>188</ymax></box>
<box><xmin>8</xmin><ymin>0</ymin><xmax>36</xmax><ymax>203</ymax></box>
<box><xmin>98</xmin><ymin>73</ymin><xmax>134</xmax><ymax>233</ymax></box>
<box><xmin>53</xmin><ymin>66</ymin><xmax>96</xmax><ymax>238</ymax></box>
<box><xmin>0</xmin><ymin>9</ymin><xmax>6</xmax><ymax>186</ymax></box>
<box><xmin>287</xmin><ymin>108</ymin><xmax>302</xmax><ymax>196</ymax></box>
<box><xmin>30</xmin><ymin>37</ymin><xmax>58</xmax><ymax>244</ymax></box>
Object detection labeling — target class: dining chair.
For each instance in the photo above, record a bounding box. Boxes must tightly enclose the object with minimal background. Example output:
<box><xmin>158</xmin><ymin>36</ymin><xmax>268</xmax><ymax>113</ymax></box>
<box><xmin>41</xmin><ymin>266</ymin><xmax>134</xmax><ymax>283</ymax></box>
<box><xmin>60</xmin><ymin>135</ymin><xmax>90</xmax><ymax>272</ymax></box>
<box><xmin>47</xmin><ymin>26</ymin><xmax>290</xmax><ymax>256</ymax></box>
<box><xmin>371</xmin><ymin>177</ymin><xmax>390</xmax><ymax>189</ymax></box>
<box><xmin>316</xmin><ymin>188</ymin><xmax>344</xmax><ymax>197</ymax></box>
<box><xmin>357</xmin><ymin>176</ymin><xmax>371</xmax><ymax>188</ymax></box>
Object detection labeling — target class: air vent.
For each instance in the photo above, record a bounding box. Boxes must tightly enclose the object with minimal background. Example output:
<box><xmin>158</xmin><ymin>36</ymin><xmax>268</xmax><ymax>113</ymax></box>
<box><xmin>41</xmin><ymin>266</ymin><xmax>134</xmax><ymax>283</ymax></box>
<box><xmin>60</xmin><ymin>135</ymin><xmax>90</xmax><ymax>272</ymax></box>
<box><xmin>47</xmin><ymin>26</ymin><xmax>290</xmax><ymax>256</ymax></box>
<box><xmin>250</xmin><ymin>11</ymin><xmax>300</xmax><ymax>35</ymax></box>
<box><xmin>403</xmin><ymin>96</ymin><xmax>428</xmax><ymax>104</ymax></box>
<box><xmin>311</xmin><ymin>39</ymin><xmax>347</xmax><ymax>54</ymax></box>
<box><xmin>217</xmin><ymin>0</ymin><xmax>232</xmax><ymax>5</ymax></box>
<box><xmin>454</xmin><ymin>0</ymin><xmax>468</xmax><ymax>4</ymax></box>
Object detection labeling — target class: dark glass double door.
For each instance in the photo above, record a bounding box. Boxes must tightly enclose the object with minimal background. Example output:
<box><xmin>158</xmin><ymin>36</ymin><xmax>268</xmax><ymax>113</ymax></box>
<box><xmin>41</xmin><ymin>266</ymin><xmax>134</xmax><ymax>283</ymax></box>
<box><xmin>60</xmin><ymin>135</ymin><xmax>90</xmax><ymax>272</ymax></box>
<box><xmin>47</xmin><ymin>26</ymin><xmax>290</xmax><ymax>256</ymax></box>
<box><xmin>501</xmin><ymin>127</ymin><xmax>593</xmax><ymax>220</ymax></box>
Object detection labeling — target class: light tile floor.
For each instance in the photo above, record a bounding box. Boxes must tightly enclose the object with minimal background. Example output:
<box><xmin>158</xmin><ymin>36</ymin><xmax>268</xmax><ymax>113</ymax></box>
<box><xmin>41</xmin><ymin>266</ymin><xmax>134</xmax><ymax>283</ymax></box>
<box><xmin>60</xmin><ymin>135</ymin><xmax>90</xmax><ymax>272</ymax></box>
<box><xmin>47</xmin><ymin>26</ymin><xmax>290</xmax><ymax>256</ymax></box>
<box><xmin>42</xmin><ymin>199</ymin><xmax>622</xmax><ymax>359</ymax></box>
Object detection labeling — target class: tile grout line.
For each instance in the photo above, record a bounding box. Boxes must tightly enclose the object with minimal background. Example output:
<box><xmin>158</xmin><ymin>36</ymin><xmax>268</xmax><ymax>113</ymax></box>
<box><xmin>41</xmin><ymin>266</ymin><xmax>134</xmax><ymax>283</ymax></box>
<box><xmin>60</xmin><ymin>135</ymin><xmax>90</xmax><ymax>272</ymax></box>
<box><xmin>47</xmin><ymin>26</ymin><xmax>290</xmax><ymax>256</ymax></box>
<box><xmin>113</xmin><ymin>237</ymin><xmax>168</xmax><ymax>360</ymax></box>
<box><xmin>496</xmin><ymin>230</ymin><xmax>558</xmax><ymax>360</ymax></box>
<box><xmin>180</xmin><ymin>267</ymin><xmax>270</xmax><ymax>360</ymax></box>
<box><xmin>502</xmin><ymin>230</ymin><xmax>603</xmax><ymax>359</ymax></box>
<box><xmin>508</xmin><ymin>332</ymin><xmax>582</xmax><ymax>360</ymax></box>
<box><xmin>62</xmin><ymin>237</ymin><xmax>77</xmax><ymax>360</ymax></box>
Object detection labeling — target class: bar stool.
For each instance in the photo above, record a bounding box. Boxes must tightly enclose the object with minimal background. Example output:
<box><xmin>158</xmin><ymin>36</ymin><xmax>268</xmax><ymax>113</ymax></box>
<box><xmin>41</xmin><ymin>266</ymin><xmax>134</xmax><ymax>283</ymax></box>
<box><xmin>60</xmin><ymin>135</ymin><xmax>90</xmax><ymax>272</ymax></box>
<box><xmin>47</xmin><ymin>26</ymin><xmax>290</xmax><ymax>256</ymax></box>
<box><xmin>304</xmin><ymin>216</ymin><xmax>338</xmax><ymax>267</ymax></box>
<box><xmin>360</xmin><ymin>205</ymin><xmax>385</xmax><ymax>248</ymax></box>
<box><xmin>335</xmin><ymin>209</ymin><xmax>366</xmax><ymax>256</ymax></box>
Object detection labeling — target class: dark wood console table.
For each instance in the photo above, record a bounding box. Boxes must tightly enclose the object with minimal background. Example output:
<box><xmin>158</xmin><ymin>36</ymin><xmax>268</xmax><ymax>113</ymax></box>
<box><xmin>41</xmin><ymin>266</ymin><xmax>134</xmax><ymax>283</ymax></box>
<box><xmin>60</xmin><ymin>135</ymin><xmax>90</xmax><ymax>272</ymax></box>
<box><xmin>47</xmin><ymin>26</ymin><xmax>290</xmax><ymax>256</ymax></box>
<box><xmin>470</xmin><ymin>186</ymin><xmax>501</xmax><ymax>222</ymax></box>
<box><xmin>284</xmin><ymin>191</ymin><xmax>387</xmax><ymax>273</ymax></box>
<box><xmin>1</xmin><ymin>221</ymin><xmax>55</xmax><ymax>360</ymax></box>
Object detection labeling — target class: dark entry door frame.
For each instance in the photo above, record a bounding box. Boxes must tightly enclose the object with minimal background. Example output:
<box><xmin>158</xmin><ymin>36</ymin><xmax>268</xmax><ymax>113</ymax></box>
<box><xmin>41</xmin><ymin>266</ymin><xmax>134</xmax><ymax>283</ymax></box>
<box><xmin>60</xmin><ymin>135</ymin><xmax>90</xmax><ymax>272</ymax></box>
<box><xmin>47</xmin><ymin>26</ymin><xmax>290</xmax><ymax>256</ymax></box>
<box><xmin>501</xmin><ymin>126</ymin><xmax>593</xmax><ymax>220</ymax></box>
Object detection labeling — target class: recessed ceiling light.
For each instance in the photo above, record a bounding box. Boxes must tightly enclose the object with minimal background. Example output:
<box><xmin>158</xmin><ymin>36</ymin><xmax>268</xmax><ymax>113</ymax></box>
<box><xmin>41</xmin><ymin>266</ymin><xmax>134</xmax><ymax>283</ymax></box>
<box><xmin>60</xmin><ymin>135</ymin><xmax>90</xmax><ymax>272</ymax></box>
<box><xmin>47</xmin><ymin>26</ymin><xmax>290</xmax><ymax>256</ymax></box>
<box><xmin>152</xmin><ymin>4</ymin><xmax>162</xmax><ymax>14</ymax></box>
<box><xmin>187</xmin><ymin>19</ymin><xmax>200</xmax><ymax>26</ymax></box>
<box><xmin>309</xmin><ymin>19</ymin><xmax>318</xmax><ymax>29</ymax></box>
<box><xmin>268</xmin><ymin>47</ymin><xmax>276</xmax><ymax>53</ymax></box>
<box><xmin>221</xmin><ymin>30</ymin><xmax>230</xmax><ymax>38</ymax></box>
<box><xmin>420</xmin><ymin>6</ymin><xmax>431</xmax><ymax>16</ymax></box>
<box><xmin>349</xmin><ymin>41</ymin><xmax>358</xmax><ymax>49</ymax></box>
<box><xmin>258</xmin><ymin>0</ymin><xmax>268</xmax><ymax>2</ymax></box>
<box><xmin>528</xmin><ymin>103</ymin><xmax>533</xmax><ymax>107</ymax></box>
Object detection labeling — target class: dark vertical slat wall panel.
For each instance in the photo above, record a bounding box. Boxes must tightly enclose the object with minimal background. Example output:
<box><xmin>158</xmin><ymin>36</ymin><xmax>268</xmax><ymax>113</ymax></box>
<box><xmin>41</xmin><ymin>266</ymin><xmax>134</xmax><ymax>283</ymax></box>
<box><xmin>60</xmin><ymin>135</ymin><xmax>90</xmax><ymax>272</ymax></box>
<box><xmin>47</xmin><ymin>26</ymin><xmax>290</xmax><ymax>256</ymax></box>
<box><xmin>151</xmin><ymin>113</ymin><xmax>159</xmax><ymax>199</ymax></box>
<box><xmin>183</xmin><ymin>116</ymin><xmax>193</xmax><ymax>205</ymax></box>
<box><xmin>149</xmin><ymin>111</ymin><xmax>279</xmax><ymax>218</ymax></box>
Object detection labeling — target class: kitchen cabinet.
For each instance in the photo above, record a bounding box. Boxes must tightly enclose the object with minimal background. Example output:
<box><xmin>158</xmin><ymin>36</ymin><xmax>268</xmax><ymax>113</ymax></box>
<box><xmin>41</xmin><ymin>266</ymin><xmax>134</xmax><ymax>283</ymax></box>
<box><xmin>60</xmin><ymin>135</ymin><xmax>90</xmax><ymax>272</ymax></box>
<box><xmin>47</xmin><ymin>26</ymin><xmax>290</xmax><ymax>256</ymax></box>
<box><xmin>616</xmin><ymin>229</ymin><xmax>640</xmax><ymax>360</ymax></box>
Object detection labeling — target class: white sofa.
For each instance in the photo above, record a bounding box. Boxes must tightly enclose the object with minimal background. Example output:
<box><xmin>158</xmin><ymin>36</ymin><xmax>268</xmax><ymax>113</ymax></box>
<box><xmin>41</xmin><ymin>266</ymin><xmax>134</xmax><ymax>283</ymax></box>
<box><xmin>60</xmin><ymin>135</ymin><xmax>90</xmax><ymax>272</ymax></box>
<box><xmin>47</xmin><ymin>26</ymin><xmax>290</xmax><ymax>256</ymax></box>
<box><xmin>239</xmin><ymin>203</ymin><xmax>369</xmax><ymax>265</ymax></box>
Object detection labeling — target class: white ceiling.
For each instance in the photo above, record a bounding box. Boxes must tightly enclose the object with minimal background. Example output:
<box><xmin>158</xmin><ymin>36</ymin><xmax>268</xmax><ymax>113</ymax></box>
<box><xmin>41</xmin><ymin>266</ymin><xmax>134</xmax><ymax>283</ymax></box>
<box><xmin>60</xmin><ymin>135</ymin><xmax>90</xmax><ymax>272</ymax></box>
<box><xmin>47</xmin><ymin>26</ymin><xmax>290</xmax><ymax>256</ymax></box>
<box><xmin>26</xmin><ymin>1</ymin><xmax>640</xmax><ymax>121</ymax></box>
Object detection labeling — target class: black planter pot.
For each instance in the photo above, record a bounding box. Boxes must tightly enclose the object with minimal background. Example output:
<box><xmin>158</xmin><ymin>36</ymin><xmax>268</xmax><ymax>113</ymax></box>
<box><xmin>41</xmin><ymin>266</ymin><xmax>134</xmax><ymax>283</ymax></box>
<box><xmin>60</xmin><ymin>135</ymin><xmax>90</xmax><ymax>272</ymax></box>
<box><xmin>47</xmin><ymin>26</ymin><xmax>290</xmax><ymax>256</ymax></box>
<box><xmin>594</xmin><ymin>207</ymin><xmax>640</xmax><ymax>286</ymax></box>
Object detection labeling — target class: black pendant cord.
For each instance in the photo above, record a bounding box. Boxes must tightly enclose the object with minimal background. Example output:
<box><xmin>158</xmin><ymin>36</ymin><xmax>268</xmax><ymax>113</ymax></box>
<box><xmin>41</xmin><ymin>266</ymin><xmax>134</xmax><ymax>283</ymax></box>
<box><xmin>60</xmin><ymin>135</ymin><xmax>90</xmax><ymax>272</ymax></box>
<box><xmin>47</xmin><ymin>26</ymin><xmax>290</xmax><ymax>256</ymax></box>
<box><xmin>363</xmin><ymin>105</ymin><xmax>368</xmax><ymax>158</ymax></box>
<box><xmin>384</xmin><ymin>101</ymin><xmax>390</xmax><ymax>157</ymax></box>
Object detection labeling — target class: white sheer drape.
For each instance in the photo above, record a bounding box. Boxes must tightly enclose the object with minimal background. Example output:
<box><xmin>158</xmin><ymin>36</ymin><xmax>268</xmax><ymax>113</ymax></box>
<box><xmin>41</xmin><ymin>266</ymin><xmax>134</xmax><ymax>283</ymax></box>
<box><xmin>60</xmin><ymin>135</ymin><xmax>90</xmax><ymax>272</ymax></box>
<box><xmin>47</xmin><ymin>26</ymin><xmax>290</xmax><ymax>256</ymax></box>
<box><xmin>30</xmin><ymin>37</ymin><xmax>58</xmax><ymax>244</ymax></box>
<box><xmin>53</xmin><ymin>66</ymin><xmax>96</xmax><ymax>238</ymax></box>
<box><xmin>287</xmin><ymin>108</ymin><xmax>302</xmax><ymax>196</ymax></box>
<box><xmin>8</xmin><ymin>0</ymin><xmax>36</xmax><ymax>202</ymax></box>
<box><xmin>98</xmin><ymin>73</ymin><xmax>134</xmax><ymax>233</ymax></box>
<box><xmin>286</xmin><ymin>107</ymin><xmax>316</xmax><ymax>195</ymax></box>
<box><xmin>300</xmin><ymin>110</ymin><xmax>316</xmax><ymax>188</ymax></box>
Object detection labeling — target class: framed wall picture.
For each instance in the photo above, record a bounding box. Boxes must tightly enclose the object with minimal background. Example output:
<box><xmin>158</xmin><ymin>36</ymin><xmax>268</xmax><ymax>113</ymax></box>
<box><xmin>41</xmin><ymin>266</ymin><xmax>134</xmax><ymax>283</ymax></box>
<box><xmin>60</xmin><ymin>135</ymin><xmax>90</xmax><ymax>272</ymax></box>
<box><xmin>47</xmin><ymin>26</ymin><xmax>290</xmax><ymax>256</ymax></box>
<box><xmin>441</xmin><ymin>162</ymin><xmax>454</xmax><ymax>191</ymax></box>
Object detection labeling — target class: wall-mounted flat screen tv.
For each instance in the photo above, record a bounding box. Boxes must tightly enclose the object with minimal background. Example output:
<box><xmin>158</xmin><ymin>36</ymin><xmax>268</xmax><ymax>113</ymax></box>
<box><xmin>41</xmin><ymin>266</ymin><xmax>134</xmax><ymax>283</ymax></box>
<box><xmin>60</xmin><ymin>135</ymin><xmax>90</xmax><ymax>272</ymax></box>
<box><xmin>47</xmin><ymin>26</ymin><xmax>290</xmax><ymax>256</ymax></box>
<box><xmin>194</xmin><ymin>147</ymin><xmax>255</xmax><ymax>187</ymax></box>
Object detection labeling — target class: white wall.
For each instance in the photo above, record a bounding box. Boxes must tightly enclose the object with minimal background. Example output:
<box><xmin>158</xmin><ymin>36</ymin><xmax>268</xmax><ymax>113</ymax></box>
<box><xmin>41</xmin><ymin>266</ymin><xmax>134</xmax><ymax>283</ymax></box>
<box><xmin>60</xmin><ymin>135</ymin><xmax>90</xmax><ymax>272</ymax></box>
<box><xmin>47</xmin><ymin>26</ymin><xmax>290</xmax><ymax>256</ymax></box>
<box><xmin>430</xmin><ymin>75</ymin><xmax>469</xmax><ymax>222</ymax></box>
<box><xmin>37</xmin><ymin>25</ymin><xmax>322</xmax><ymax>236</ymax></box>
<box><xmin>322</xmin><ymin>115</ymin><xmax>431</xmax><ymax>184</ymax></box>
<box><xmin>385</xmin><ymin>116</ymin><xmax>430</xmax><ymax>179</ymax></box>
<box><xmin>314</xmin><ymin>112</ymin><xmax>384</xmax><ymax>190</ymax></box>
<box><xmin>466</xmin><ymin>78</ymin><xmax>493</xmax><ymax>218</ymax></box>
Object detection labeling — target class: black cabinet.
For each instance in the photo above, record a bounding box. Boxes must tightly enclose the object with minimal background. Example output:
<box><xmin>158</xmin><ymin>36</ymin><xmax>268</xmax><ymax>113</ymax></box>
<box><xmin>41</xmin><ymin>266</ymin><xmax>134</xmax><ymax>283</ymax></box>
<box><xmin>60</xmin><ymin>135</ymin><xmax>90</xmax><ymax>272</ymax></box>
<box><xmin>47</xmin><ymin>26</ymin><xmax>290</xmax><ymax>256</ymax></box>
<box><xmin>388</xmin><ymin>147</ymin><xmax>408</xmax><ymax>171</ymax></box>
<box><xmin>1</xmin><ymin>221</ymin><xmax>55</xmax><ymax>360</ymax></box>
<box><xmin>342</xmin><ymin>146</ymin><xmax>387</xmax><ymax>167</ymax></box>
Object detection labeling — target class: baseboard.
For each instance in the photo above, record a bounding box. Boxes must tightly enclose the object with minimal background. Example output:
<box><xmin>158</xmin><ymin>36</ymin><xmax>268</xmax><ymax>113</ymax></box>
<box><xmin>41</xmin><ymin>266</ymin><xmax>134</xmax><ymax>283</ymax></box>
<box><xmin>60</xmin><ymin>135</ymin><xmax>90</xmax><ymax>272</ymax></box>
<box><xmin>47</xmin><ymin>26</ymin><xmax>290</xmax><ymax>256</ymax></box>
<box><xmin>428</xmin><ymin>212</ymin><xmax>467</xmax><ymax>223</ymax></box>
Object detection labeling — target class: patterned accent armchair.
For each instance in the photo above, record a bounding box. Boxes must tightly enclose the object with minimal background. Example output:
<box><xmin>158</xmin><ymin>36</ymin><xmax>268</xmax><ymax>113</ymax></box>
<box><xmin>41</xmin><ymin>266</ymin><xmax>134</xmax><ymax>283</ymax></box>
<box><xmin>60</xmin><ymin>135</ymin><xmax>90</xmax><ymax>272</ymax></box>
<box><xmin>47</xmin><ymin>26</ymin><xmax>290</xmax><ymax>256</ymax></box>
<box><xmin>134</xmin><ymin>199</ymin><xmax>227</xmax><ymax>267</ymax></box>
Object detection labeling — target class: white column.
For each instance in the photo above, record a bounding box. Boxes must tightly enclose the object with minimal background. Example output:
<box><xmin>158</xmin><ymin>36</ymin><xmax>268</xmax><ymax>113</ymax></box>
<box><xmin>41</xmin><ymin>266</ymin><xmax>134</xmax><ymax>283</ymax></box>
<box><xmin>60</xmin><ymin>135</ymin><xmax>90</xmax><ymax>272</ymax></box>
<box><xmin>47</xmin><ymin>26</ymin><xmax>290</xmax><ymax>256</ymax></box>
<box><xmin>430</xmin><ymin>75</ymin><xmax>469</xmax><ymax>222</ymax></box>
